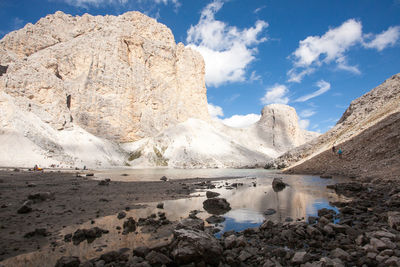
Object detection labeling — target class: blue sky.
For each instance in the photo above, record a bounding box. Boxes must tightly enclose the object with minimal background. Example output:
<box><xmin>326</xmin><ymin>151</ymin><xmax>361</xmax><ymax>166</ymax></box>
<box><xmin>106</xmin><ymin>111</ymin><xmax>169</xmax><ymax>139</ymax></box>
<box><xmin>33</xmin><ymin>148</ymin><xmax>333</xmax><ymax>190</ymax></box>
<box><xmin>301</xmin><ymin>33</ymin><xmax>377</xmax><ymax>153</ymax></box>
<box><xmin>1</xmin><ymin>0</ymin><xmax>399</xmax><ymax>132</ymax></box>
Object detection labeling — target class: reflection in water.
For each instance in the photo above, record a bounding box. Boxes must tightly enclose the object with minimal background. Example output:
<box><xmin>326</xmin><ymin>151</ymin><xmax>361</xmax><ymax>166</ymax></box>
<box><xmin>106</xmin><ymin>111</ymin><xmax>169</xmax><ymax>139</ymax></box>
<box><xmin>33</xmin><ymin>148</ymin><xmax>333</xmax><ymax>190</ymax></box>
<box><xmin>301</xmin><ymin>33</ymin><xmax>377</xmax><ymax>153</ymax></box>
<box><xmin>1</xmin><ymin>173</ymin><xmax>349</xmax><ymax>267</ymax></box>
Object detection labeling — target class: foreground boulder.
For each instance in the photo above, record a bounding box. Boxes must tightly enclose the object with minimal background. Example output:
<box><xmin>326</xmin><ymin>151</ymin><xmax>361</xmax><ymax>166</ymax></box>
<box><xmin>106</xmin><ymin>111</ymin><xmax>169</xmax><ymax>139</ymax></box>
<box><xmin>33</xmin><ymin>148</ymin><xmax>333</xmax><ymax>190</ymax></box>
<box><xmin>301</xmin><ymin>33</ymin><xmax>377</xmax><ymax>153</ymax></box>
<box><xmin>203</xmin><ymin>198</ymin><xmax>231</xmax><ymax>215</ymax></box>
<box><xmin>171</xmin><ymin>228</ymin><xmax>223</xmax><ymax>265</ymax></box>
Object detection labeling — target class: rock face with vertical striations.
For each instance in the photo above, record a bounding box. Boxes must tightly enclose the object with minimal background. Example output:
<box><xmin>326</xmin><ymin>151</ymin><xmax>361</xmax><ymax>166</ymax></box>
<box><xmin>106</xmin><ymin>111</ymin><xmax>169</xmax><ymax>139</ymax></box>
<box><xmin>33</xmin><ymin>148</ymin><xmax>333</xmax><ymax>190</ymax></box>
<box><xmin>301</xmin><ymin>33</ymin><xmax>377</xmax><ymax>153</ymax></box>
<box><xmin>0</xmin><ymin>11</ymin><xmax>209</xmax><ymax>142</ymax></box>
<box><xmin>0</xmin><ymin>11</ymin><xmax>318</xmax><ymax>168</ymax></box>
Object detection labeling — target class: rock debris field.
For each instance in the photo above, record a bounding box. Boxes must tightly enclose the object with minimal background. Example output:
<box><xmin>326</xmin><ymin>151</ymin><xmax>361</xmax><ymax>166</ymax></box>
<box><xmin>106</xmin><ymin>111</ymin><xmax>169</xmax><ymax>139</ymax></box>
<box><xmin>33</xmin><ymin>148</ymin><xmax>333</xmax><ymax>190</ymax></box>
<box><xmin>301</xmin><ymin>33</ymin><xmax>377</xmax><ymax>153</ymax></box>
<box><xmin>1</xmin><ymin>170</ymin><xmax>400</xmax><ymax>266</ymax></box>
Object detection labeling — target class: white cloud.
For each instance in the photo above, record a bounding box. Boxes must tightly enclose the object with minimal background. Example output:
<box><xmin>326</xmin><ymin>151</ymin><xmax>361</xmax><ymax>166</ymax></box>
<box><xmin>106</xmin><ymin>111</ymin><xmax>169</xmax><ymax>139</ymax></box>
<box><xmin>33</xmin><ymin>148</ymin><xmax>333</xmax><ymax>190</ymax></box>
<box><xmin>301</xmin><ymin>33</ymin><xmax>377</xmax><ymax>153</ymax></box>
<box><xmin>300</xmin><ymin>109</ymin><xmax>316</xmax><ymax>118</ymax></box>
<box><xmin>208</xmin><ymin>102</ymin><xmax>260</xmax><ymax>128</ymax></box>
<box><xmin>287</xmin><ymin>68</ymin><xmax>315</xmax><ymax>83</ymax></box>
<box><xmin>295</xmin><ymin>80</ymin><xmax>330</xmax><ymax>102</ymax></box>
<box><xmin>261</xmin><ymin>84</ymin><xmax>289</xmax><ymax>105</ymax></box>
<box><xmin>298</xmin><ymin>119</ymin><xmax>310</xmax><ymax>130</ymax></box>
<box><xmin>336</xmin><ymin>56</ymin><xmax>361</xmax><ymax>74</ymax></box>
<box><xmin>208</xmin><ymin>103</ymin><xmax>224</xmax><ymax>119</ymax></box>
<box><xmin>250</xmin><ymin>71</ymin><xmax>262</xmax><ymax>82</ymax></box>
<box><xmin>292</xmin><ymin>19</ymin><xmax>362</xmax><ymax>67</ymax></box>
<box><xmin>254</xmin><ymin>5</ymin><xmax>266</xmax><ymax>14</ymax></box>
<box><xmin>363</xmin><ymin>26</ymin><xmax>400</xmax><ymax>51</ymax></box>
<box><xmin>221</xmin><ymin>114</ymin><xmax>261</xmax><ymax>128</ymax></box>
<box><xmin>186</xmin><ymin>0</ymin><xmax>268</xmax><ymax>87</ymax></box>
<box><xmin>288</xmin><ymin>19</ymin><xmax>363</xmax><ymax>82</ymax></box>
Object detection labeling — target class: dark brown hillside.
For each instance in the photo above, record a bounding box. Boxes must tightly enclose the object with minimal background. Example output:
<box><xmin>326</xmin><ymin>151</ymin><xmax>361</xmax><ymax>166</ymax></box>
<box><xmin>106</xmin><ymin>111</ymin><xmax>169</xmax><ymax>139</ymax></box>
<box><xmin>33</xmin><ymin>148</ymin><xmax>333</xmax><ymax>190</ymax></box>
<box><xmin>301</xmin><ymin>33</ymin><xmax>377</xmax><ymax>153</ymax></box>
<box><xmin>285</xmin><ymin>112</ymin><xmax>400</xmax><ymax>180</ymax></box>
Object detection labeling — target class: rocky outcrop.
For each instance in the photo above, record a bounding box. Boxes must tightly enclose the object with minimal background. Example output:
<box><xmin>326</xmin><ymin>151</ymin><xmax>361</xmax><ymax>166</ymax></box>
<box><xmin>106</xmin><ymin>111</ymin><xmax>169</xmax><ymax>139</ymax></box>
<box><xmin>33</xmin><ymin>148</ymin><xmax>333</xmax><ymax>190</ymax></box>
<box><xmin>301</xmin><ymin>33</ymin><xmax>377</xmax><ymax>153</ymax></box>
<box><xmin>256</xmin><ymin>104</ymin><xmax>319</xmax><ymax>153</ymax></box>
<box><xmin>0</xmin><ymin>11</ymin><xmax>209</xmax><ymax>142</ymax></box>
<box><xmin>272</xmin><ymin>73</ymin><xmax>400</xmax><ymax>180</ymax></box>
<box><xmin>123</xmin><ymin>105</ymin><xmax>318</xmax><ymax>168</ymax></box>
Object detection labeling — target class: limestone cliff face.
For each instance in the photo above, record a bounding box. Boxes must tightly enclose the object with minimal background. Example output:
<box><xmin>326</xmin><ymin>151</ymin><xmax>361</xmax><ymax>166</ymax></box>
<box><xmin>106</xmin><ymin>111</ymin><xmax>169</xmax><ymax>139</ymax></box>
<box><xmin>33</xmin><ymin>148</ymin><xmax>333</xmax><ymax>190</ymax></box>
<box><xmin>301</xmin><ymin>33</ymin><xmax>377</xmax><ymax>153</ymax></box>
<box><xmin>256</xmin><ymin>104</ymin><xmax>318</xmax><ymax>153</ymax></box>
<box><xmin>0</xmin><ymin>11</ymin><xmax>209</xmax><ymax>142</ymax></box>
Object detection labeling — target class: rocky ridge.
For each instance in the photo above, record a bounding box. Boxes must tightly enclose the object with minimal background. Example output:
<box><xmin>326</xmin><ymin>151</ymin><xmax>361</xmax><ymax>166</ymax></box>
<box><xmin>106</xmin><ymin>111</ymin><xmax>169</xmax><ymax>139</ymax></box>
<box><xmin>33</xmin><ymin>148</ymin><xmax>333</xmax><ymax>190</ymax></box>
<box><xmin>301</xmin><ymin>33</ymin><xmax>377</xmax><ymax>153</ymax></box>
<box><xmin>270</xmin><ymin>73</ymin><xmax>400</xmax><ymax>179</ymax></box>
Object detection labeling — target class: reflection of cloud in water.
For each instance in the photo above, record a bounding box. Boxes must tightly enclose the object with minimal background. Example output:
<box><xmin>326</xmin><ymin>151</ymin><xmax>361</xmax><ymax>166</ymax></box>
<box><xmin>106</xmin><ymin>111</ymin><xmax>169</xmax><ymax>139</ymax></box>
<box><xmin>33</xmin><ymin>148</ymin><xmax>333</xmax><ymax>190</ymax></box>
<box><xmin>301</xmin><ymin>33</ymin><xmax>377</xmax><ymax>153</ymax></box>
<box><xmin>224</xmin><ymin>209</ymin><xmax>265</xmax><ymax>224</ymax></box>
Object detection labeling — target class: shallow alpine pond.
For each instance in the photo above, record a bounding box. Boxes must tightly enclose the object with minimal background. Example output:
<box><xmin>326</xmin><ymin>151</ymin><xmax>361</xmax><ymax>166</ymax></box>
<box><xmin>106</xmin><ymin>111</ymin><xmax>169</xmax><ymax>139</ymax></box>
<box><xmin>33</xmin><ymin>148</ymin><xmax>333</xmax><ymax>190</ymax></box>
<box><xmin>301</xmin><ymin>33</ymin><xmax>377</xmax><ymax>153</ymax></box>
<box><xmin>1</xmin><ymin>173</ymin><xmax>349</xmax><ymax>267</ymax></box>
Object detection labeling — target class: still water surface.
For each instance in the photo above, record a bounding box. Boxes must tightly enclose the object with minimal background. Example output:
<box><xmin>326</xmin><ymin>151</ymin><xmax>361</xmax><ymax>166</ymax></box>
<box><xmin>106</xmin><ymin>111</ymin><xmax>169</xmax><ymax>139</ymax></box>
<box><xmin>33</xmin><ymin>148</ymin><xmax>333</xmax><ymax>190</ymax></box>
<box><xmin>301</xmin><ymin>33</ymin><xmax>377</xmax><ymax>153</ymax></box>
<box><xmin>1</xmin><ymin>169</ymin><xmax>349</xmax><ymax>267</ymax></box>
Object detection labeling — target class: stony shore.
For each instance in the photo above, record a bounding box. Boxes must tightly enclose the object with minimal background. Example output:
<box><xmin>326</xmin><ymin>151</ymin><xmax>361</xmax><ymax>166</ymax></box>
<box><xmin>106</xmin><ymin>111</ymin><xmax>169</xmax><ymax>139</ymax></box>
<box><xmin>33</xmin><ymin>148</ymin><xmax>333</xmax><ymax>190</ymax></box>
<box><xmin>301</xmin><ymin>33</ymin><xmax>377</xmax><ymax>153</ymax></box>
<box><xmin>2</xmin><ymin>169</ymin><xmax>400</xmax><ymax>266</ymax></box>
<box><xmin>0</xmin><ymin>169</ymin><xmax>235</xmax><ymax>262</ymax></box>
<box><xmin>51</xmin><ymin>177</ymin><xmax>400</xmax><ymax>267</ymax></box>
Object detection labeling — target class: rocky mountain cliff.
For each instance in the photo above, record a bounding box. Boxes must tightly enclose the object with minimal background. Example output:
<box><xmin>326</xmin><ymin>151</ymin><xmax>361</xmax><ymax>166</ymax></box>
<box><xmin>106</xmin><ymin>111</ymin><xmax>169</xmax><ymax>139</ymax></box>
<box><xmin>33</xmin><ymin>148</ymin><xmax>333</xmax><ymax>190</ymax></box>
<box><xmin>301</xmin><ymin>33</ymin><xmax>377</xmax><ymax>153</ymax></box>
<box><xmin>0</xmin><ymin>11</ymin><xmax>209</xmax><ymax>142</ymax></box>
<box><xmin>123</xmin><ymin>104</ymin><xmax>319</xmax><ymax>168</ymax></box>
<box><xmin>273</xmin><ymin>73</ymin><xmax>400</xmax><ymax>179</ymax></box>
<box><xmin>0</xmin><ymin>11</ymin><xmax>317</xmax><ymax>168</ymax></box>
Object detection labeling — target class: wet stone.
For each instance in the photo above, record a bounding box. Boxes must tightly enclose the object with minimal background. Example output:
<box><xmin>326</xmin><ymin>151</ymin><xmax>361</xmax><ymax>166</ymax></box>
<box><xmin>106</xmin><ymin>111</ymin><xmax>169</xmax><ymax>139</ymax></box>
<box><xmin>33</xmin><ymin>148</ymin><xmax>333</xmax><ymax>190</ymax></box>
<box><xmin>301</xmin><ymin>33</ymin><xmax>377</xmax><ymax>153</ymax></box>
<box><xmin>264</xmin><ymin>208</ymin><xmax>276</xmax><ymax>216</ymax></box>
<box><xmin>122</xmin><ymin>217</ymin><xmax>137</xmax><ymax>234</ymax></box>
<box><xmin>206</xmin><ymin>215</ymin><xmax>225</xmax><ymax>224</ymax></box>
<box><xmin>117</xmin><ymin>211</ymin><xmax>126</xmax><ymax>220</ymax></box>
<box><xmin>206</xmin><ymin>191</ymin><xmax>220</xmax><ymax>198</ymax></box>
<box><xmin>203</xmin><ymin>198</ymin><xmax>231</xmax><ymax>215</ymax></box>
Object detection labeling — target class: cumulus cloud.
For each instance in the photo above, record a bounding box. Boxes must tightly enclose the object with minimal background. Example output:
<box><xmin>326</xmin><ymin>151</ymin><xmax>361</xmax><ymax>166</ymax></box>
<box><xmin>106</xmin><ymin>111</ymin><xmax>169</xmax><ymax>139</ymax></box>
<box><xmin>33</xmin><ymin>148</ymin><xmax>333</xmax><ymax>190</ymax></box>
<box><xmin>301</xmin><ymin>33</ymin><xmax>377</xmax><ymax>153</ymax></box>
<box><xmin>208</xmin><ymin>103</ymin><xmax>224</xmax><ymax>119</ymax></box>
<box><xmin>186</xmin><ymin>0</ymin><xmax>268</xmax><ymax>87</ymax></box>
<box><xmin>363</xmin><ymin>26</ymin><xmax>400</xmax><ymax>51</ymax></box>
<box><xmin>221</xmin><ymin>114</ymin><xmax>261</xmax><ymax>128</ymax></box>
<box><xmin>295</xmin><ymin>80</ymin><xmax>330</xmax><ymax>102</ymax></box>
<box><xmin>208</xmin><ymin>102</ymin><xmax>260</xmax><ymax>128</ymax></box>
<box><xmin>288</xmin><ymin>20</ymin><xmax>400</xmax><ymax>82</ymax></box>
<box><xmin>292</xmin><ymin>19</ymin><xmax>362</xmax><ymax>67</ymax></box>
<box><xmin>260</xmin><ymin>84</ymin><xmax>289</xmax><ymax>105</ymax></box>
<box><xmin>288</xmin><ymin>19</ymin><xmax>363</xmax><ymax>82</ymax></box>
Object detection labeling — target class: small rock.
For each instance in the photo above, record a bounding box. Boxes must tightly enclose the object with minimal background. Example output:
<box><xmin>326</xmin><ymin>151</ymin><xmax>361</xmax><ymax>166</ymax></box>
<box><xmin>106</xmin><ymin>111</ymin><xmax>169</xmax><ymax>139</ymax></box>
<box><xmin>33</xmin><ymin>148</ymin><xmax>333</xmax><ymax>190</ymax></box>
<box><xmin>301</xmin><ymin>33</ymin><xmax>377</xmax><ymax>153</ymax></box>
<box><xmin>28</xmin><ymin>192</ymin><xmax>55</xmax><ymax>202</ymax></box>
<box><xmin>156</xmin><ymin>203</ymin><xmax>164</xmax><ymax>209</ymax></box>
<box><xmin>122</xmin><ymin>217</ymin><xmax>136</xmax><ymax>234</ymax></box>
<box><xmin>133</xmin><ymin>246</ymin><xmax>150</xmax><ymax>258</ymax></box>
<box><xmin>86</xmin><ymin>173</ymin><xmax>94</xmax><ymax>177</ymax></box>
<box><xmin>331</xmin><ymin>248</ymin><xmax>350</xmax><ymax>261</ymax></box>
<box><xmin>98</xmin><ymin>179</ymin><xmax>110</xmax><ymax>186</ymax></box>
<box><xmin>160</xmin><ymin>176</ymin><xmax>167</xmax><ymax>181</ymax></box>
<box><xmin>371</xmin><ymin>237</ymin><xmax>389</xmax><ymax>251</ymax></box>
<box><xmin>145</xmin><ymin>251</ymin><xmax>172</xmax><ymax>265</ymax></box>
<box><xmin>385</xmin><ymin>256</ymin><xmax>400</xmax><ymax>266</ymax></box>
<box><xmin>264</xmin><ymin>208</ymin><xmax>276</xmax><ymax>216</ymax></box>
<box><xmin>206</xmin><ymin>215</ymin><xmax>225</xmax><ymax>224</ymax></box>
<box><xmin>206</xmin><ymin>191</ymin><xmax>220</xmax><ymax>198</ymax></box>
<box><xmin>100</xmin><ymin>251</ymin><xmax>121</xmax><ymax>263</ymax></box>
<box><xmin>24</xmin><ymin>228</ymin><xmax>48</xmax><ymax>238</ymax></box>
<box><xmin>292</xmin><ymin>251</ymin><xmax>307</xmax><ymax>264</ymax></box>
<box><xmin>177</xmin><ymin>217</ymin><xmax>205</xmax><ymax>231</ymax></box>
<box><xmin>17</xmin><ymin>200</ymin><xmax>33</xmax><ymax>214</ymax></box>
<box><xmin>117</xmin><ymin>211</ymin><xmax>126</xmax><ymax>220</ymax></box>
<box><xmin>55</xmin><ymin>256</ymin><xmax>80</xmax><ymax>267</ymax></box>
<box><xmin>388</xmin><ymin>211</ymin><xmax>400</xmax><ymax>230</ymax></box>
<box><xmin>308</xmin><ymin>216</ymin><xmax>318</xmax><ymax>224</ymax></box>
